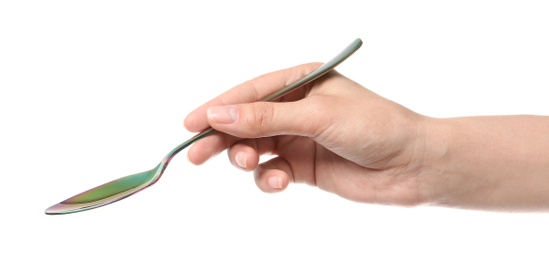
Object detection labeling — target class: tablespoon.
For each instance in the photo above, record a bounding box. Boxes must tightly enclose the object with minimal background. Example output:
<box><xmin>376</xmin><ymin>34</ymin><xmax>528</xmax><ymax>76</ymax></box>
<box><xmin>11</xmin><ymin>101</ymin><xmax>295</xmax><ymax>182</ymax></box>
<box><xmin>45</xmin><ymin>38</ymin><xmax>363</xmax><ymax>215</ymax></box>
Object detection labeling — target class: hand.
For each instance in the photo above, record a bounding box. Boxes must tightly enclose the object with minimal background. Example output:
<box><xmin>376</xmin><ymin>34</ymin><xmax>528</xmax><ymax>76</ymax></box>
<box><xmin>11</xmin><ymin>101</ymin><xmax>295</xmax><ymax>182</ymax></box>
<box><xmin>184</xmin><ymin>63</ymin><xmax>430</xmax><ymax>205</ymax></box>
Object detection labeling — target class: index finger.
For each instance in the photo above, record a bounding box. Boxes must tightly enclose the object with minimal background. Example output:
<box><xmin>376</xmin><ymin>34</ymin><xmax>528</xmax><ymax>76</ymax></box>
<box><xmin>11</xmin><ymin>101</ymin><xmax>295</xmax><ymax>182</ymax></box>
<box><xmin>183</xmin><ymin>62</ymin><xmax>322</xmax><ymax>132</ymax></box>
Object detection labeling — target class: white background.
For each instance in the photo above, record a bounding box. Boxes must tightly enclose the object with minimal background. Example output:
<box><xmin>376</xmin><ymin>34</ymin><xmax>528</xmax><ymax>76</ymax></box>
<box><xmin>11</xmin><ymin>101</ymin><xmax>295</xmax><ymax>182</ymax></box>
<box><xmin>1</xmin><ymin>1</ymin><xmax>548</xmax><ymax>259</ymax></box>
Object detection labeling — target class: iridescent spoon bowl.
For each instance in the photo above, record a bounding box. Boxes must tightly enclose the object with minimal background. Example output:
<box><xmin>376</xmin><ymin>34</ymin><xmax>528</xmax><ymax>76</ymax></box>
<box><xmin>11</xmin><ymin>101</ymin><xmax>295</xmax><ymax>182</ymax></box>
<box><xmin>45</xmin><ymin>38</ymin><xmax>363</xmax><ymax>215</ymax></box>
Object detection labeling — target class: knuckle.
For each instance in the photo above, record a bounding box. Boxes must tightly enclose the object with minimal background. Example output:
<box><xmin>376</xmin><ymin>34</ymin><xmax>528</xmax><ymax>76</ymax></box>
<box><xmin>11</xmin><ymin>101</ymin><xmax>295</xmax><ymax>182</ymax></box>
<box><xmin>243</xmin><ymin>80</ymin><xmax>261</xmax><ymax>102</ymax></box>
<box><xmin>301</xmin><ymin>98</ymin><xmax>330</xmax><ymax>137</ymax></box>
<box><xmin>248</xmin><ymin>102</ymin><xmax>274</xmax><ymax>134</ymax></box>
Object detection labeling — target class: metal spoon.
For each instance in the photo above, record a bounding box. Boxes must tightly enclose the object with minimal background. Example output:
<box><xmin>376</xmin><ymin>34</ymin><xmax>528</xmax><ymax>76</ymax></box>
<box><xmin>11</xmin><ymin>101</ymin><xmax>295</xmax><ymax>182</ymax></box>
<box><xmin>45</xmin><ymin>38</ymin><xmax>363</xmax><ymax>215</ymax></box>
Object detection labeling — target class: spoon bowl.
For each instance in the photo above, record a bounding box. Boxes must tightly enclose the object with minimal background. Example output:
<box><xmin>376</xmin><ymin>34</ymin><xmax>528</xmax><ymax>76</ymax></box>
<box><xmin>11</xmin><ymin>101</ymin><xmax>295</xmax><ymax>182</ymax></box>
<box><xmin>45</xmin><ymin>38</ymin><xmax>363</xmax><ymax>215</ymax></box>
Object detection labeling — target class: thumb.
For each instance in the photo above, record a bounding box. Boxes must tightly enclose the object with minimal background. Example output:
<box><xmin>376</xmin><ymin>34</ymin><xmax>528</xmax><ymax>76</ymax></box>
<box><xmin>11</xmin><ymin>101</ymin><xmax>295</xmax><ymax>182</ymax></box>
<box><xmin>206</xmin><ymin>101</ymin><xmax>327</xmax><ymax>139</ymax></box>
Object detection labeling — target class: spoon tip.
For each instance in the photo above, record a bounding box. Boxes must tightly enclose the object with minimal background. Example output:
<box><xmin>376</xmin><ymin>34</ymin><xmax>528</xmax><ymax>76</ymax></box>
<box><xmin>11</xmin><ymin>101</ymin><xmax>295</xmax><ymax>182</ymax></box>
<box><xmin>44</xmin><ymin>203</ymin><xmax>69</xmax><ymax>215</ymax></box>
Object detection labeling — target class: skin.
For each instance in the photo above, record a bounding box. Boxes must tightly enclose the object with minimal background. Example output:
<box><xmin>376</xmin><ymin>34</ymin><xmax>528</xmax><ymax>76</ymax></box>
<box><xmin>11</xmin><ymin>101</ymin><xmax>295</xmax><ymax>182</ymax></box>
<box><xmin>184</xmin><ymin>63</ymin><xmax>549</xmax><ymax>212</ymax></box>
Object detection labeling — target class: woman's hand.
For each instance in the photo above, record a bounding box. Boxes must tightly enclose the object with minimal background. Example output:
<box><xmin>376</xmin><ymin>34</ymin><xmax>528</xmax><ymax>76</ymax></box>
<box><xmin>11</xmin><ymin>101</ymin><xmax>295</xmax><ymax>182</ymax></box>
<box><xmin>184</xmin><ymin>62</ymin><xmax>549</xmax><ymax>211</ymax></box>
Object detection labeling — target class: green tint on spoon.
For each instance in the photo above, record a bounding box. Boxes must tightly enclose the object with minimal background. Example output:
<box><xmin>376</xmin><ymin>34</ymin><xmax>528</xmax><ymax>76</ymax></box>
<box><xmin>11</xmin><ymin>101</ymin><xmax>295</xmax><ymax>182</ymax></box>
<box><xmin>45</xmin><ymin>38</ymin><xmax>363</xmax><ymax>215</ymax></box>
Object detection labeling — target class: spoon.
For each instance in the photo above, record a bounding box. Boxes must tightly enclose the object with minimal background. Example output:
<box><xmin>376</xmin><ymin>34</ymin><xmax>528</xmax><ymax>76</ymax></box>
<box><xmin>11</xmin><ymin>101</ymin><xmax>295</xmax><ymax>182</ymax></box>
<box><xmin>45</xmin><ymin>38</ymin><xmax>363</xmax><ymax>215</ymax></box>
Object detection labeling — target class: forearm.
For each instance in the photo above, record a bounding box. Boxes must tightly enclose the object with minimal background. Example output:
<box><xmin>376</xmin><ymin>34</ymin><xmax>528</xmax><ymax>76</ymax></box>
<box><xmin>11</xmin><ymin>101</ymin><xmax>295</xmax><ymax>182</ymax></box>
<box><xmin>422</xmin><ymin>115</ymin><xmax>549</xmax><ymax>211</ymax></box>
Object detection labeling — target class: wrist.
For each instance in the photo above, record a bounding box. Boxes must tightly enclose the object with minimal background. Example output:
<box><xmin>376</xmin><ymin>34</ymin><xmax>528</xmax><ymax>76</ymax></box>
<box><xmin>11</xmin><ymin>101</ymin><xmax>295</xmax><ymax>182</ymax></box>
<box><xmin>414</xmin><ymin>116</ymin><xmax>454</xmax><ymax>205</ymax></box>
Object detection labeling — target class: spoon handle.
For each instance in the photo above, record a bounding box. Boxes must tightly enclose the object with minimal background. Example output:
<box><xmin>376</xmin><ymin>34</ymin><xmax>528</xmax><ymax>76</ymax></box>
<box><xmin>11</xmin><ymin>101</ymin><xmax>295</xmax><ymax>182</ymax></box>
<box><xmin>162</xmin><ymin>38</ymin><xmax>363</xmax><ymax>165</ymax></box>
<box><xmin>261</xmin><ymin>39</ymin><xmax>362</xmax><ymax>101</ymax></box>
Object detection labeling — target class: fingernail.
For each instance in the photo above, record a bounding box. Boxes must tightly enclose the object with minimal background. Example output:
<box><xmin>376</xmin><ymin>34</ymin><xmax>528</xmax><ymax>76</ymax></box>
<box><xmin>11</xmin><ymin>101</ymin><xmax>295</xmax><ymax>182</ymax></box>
<box><xmin>268</xmin><ymin>176</ymin><xmax>283</xmax><ymax>189</ymax></box>
<box><xmin>235</xmin><ymin>151</ymin><xmax>247</xmax><ymax>169</ymax></box>
<box><xmin>207</xmin><ymin>106</ymin><xmax>238</xmax><ymax>124</ymax></box>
